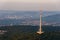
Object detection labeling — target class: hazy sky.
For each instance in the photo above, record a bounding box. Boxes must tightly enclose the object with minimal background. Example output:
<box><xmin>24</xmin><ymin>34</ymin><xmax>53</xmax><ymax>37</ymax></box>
<box><xmin>0</xmin><ymin>0</ymin><xmax>59</xmax><ymax>11</ymax></box>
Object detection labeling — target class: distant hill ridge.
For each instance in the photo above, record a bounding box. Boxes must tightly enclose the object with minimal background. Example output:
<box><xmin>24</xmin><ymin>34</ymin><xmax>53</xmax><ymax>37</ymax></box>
<box><xmin>0</xmin><ymin>10</ymin><xmax>60</xmax><ymax>25</ymax></box>
<box><xmin>43</xmin><ymin>14</ymin><xmax>60</xmax><ymax>22</ymax></box>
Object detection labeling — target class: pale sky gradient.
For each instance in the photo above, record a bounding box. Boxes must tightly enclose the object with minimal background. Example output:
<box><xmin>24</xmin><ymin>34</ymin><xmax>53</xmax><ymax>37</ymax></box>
<box><xmin>0</xmin><ymin>0</ymin><xmax>60</xmax><ymax>11</ymax></box>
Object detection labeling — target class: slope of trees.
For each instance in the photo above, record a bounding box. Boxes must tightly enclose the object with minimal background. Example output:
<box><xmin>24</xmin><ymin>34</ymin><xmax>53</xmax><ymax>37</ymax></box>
<box><xmin>1</xmin><ymin>32</ymin><xmax>60</xmax><ymax>40</ymax></box>
<box><xmin>0</xmin><ymin>25</ymin><xmax>60</xmax><ymax>40</ymax></box>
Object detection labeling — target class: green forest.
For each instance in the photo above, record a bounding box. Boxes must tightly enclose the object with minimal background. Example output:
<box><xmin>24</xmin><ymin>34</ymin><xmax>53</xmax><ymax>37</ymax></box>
<box><xmin>0</xmin><ymin>25</ymin><xmax>60</xmax><ymax>40</ymax></box>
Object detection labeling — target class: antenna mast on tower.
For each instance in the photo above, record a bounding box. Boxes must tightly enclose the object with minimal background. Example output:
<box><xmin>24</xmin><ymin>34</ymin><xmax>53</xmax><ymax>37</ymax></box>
<box><xmin>37</xmin><ymin>10</ymin><xmax>44</xmax><ymax>34</ymax></box>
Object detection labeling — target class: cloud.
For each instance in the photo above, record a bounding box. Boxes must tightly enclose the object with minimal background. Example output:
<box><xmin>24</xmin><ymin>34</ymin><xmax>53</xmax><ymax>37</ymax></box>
<box><xmin>0</xmin><ymin>0</ymin><xmax>58</xmax><ymax>3</ymax></box>
<box><xmin>0</xmin><ymin>0</ymin><xmax>60</xmax><ymax>11</ymax></box>
<box><xmin>0</xmin><ymin>2</ymin><xmax>40</xmax><ymax>11</ymax></box>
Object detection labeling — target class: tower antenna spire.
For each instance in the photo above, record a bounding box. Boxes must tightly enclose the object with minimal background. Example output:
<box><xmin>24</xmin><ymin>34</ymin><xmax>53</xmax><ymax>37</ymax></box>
<box><xmin>37</xmin><ymin>10</ymin><xmax>44</xmax><ymax>34</ymax></box>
